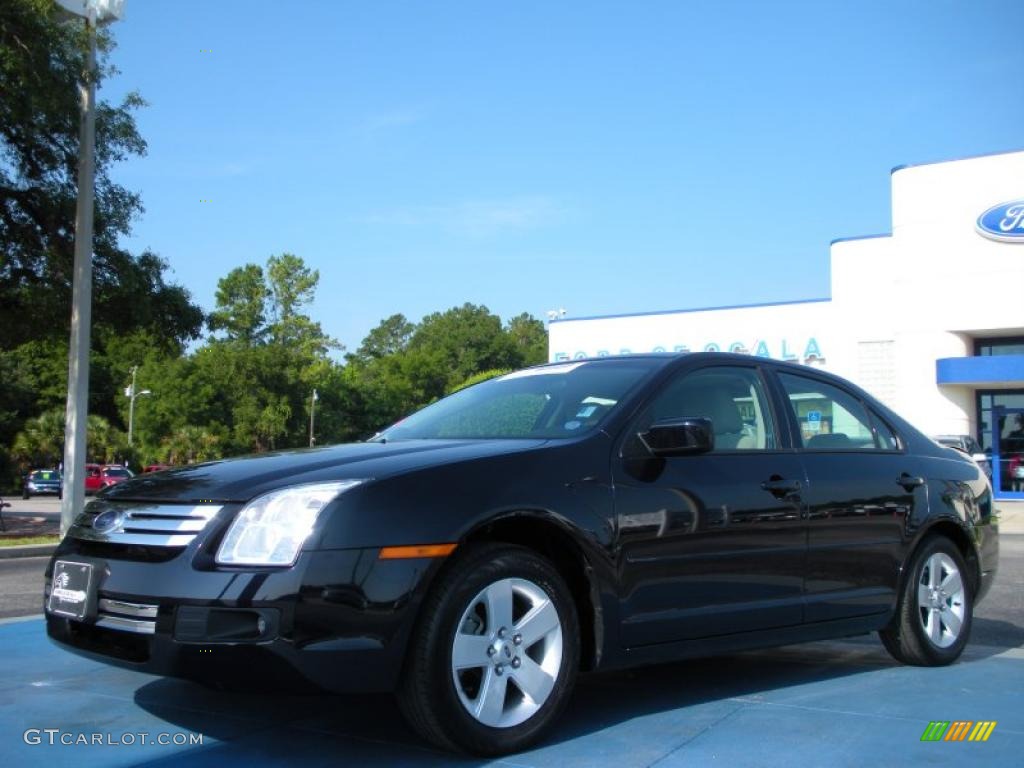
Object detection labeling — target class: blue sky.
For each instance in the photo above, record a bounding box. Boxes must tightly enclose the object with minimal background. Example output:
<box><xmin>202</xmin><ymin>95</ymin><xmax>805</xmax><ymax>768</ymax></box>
<box><xmin>103</xmin><ymin>0</ymin><xmax>1024</xmax><ymax>352</ymax></box>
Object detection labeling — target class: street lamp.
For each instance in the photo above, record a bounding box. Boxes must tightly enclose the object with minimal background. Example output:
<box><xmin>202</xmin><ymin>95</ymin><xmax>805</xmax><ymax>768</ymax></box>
<box><xmin>309</xmin><ymin>389</ymin><xmax>319</xmax><ymax>448</ymax></box>
<box><xmin>55</xmin><ymin>0</ymin><xmax>126</xmax><ymax>535</ymax></box>
<box><xmin>125</xmin><ymin>366</ymin><xmax>151</xmax><ymax>447</ymax></box>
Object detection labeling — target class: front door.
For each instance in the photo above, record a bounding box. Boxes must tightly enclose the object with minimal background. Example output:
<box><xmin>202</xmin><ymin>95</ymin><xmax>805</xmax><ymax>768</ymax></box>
<box><xmin>992</xmin><ymin>406</ymin><xmax>1024</xmax><ymax>499</ymax></box>
<box><xmin>614</xmin><ymin>364</ymin><xmax>807</xmax><ymax>647</ymax></box>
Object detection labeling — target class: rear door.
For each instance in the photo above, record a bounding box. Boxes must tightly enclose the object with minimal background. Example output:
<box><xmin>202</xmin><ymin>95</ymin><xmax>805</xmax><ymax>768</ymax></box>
<box><xmin>772</xmin><ymin>370</ymin><xmax>917</xmax><ymax>622</ymax></box>
<box><xmin>614</xmin><ymin>363</ymin><xmax>808</xmax><ymax>646</ymax></box>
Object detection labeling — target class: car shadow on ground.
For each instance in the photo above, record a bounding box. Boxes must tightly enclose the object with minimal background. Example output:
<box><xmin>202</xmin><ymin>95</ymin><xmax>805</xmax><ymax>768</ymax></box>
<box><xmin>968</xmin><ymin>617</ymin><xmax>1024</xmax><ymax>653</ymax></box>
<box><xmin>132</xmin><ymin>638</ymin><xmax>908</xmax><ymax>762</ymax></box>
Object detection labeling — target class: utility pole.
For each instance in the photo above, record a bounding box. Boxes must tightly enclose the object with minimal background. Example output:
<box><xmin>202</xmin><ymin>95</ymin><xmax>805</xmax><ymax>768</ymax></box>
<box><xmin>125</xmin><ymin>365</ymin><xmax>151</xmax><ymax>447</ymax></box>
<box><xmin>59</xmin><ymin>10</ymin><xmax>98</xmax><ymax>536</ymax></box>
<box><xmin>309</xmin><ymin>389</ymin><xmax>319</xmax><ymax>447</ymax></box>
<box><xmin>55</xmin><ymin>0</ymin><xmax>126</xmax><ymax>535</ymax></box>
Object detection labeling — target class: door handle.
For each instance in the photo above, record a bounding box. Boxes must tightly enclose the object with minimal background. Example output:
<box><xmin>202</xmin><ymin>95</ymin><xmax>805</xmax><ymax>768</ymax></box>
<box><xmin>761</xmin><ymin>477</ymin><xmax>802</xmax><ymax>496</ymax></box>
<box><xmin>897</xmin><ymin>473</ymin><xmax>925</xmax><ymax>490</ymax></box>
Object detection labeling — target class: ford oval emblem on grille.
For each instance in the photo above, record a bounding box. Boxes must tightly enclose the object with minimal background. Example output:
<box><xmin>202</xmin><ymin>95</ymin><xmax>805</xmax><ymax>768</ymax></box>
<box><xmin>91</xmin><ymin>509</ymin><xmax>124</xmax><ymax>534</ymax></box>
<box><xmin>977</xmin><ymin>200</ymin><xmax>1024</xmax><ymax>242</ymax></box>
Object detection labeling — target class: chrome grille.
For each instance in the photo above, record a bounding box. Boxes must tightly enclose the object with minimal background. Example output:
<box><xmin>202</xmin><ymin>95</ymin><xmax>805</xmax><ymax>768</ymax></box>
<box><xmin>96</xmin><ymin>598</ymin><xmax>158</xmax><ymax>634</ymax></box>
<box><xmin>69</xmin><ymin>501</ymin><xmax>222</xmax><ymax>548</ymax></box>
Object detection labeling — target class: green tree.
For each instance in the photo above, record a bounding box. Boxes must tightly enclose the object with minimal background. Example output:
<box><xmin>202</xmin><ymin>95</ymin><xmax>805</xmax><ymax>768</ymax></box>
<box><xmin>506</xmin><ymin>313</ymin><xmax>548</xmax><ymax>366</ymax></box>
<box><xmin>408</xmin><ymin>303</ymin><xmax>520</xmax><ymax>395</ymax></box>
<box><xmin>86</xmin><ymin>414</ymin><xmax>126</xmax><ymax>464</ymax></box>
<box><xmin>267</xmin><ymin>253</ymin><xmax>317</xmax><ymax>322</ymax></box>
<box><xmin>12</xmin><ymin>409</ymin><xmax>65</xmax><ymax>469</ymax></box>
<box><xmin>0</xmin><ymin>0</ymin><xmax>203</xmax><ymax>350</ymax></box>
<box><xmin>160</xmin><ymin>426</ymin><xmax>223</xmax><ymax>465</ymax></box>
<box><xmin>266</xmin><ymin>253</ymin><xmax>338</xmax><ymax>355</ymax></box>
<box><xmin>12</xmin><ymin>410</ymin><xmax>124</xmax><ymax>467</ymax></box>
<box><xmin>208</xmin><ymin>264</ymin><xmax>268</xmax><ymax>345</ymax></box>
<box><xmin>349</xmin><ymin>313</ymin><xmax>414</xmax><ymax>363</ymax></box>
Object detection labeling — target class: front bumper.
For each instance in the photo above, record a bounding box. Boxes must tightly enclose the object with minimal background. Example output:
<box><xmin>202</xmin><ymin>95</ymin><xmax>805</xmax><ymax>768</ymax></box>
<box><xmin>26</xmin><ymin>485</ymin><xmax>61</xmax><ymax>495</ymax></box>
<box><xmin>44</xmin><ymin>538</ymin><xmax>437</xmax><ymax>693</ymax></box>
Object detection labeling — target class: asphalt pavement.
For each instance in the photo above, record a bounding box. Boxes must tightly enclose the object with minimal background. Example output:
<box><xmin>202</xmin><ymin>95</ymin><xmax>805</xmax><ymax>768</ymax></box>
<box><xmin>0</xmin><ymin>556</ymin><xmax>48</xmax><ymax>619</ymax></box>
<box><xmin>0</xmin><ymin>495</ymin><xmax>60</xmax><ymax>538</ymax></box>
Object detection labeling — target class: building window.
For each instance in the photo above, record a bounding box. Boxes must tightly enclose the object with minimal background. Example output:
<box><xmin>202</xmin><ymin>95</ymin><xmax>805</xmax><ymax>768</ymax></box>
<box><xmin>974</xmin><ymin>337</ymin><xmax>1024</xmax><ymax>356</ymax></box>
<box><xmin>977</xmin><ymin>390</ymin><xmax>1024</xmax><ymax>495</ymax></box>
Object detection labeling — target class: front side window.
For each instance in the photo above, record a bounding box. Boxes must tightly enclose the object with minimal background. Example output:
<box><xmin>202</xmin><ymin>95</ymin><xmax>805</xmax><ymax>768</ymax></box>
<box><xmin>638</xmin><ymin>366</ymin><xmax>777</xmax><ymax>451</ymax></box>
<box><xmin>778</xmin><ymin>373</ymin><xmax>885</xmax><ymax>451</ymax></box>
<box><xmin>870</xmin><ymin>412</ymin><xmax>900</xmax><ymax>450</ymax></box>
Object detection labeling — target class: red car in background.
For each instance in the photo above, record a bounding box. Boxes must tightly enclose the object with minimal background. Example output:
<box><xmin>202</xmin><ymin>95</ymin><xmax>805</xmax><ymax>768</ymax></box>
<box><xmin>84</xmin><ymin>464</ymin><xmax>134</xmax><ymax>494</ymax></box>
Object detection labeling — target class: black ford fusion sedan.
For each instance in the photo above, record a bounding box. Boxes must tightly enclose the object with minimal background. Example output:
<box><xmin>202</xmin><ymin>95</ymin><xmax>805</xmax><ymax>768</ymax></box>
<box><xmin>45</xmin><ymin>353</ymin><xmax>998</xmax><ymax>755</ymax></box>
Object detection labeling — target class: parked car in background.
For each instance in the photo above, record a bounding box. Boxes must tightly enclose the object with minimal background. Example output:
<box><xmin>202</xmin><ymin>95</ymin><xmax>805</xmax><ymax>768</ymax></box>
<box><xmin>84</xmin><ymin>464</ymin><xmax>134</xmax><ymax>494</ymax></box>
<box><xmin>22</xmin><ymin>469</ymin><xmax>62</xmax><ymax>499</ymax></box>
<box><xmin>47</xmin><ymin>354</ymin><xmax>998</xmax><ymax>755</ymax></box>
<box><xmin>933</xmin><ymin>434</ymin><xmax>992</xmax><ymax>478</ymax></box>
<box><xmin>143</xmin><ymin>464</ymin><xmax>172</xmax><ymax>473</ymax></box>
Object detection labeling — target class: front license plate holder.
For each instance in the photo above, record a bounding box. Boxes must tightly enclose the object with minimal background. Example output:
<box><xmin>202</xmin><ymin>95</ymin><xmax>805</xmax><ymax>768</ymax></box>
<box><xmin>48</xmin><ymin>560</ymin><xmax>94</xmax><ymax>620</ymax></box>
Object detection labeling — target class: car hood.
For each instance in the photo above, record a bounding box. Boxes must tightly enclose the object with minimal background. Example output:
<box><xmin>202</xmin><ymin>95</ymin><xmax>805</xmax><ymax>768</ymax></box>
<box><xmin>100</xmin><ymin>439</ymin><xmax>549</xmax><ymax>504</ymax></box>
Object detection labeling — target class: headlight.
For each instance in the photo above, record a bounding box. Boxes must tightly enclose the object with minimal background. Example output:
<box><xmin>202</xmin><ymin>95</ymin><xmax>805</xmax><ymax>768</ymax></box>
<box><xmin>216</xmin><ymin>480</ymin><xmax>366</xmax><ymax>566</ymax></box>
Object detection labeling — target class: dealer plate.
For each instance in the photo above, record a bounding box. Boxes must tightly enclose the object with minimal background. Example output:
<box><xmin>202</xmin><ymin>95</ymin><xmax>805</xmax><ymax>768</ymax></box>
<box><xmin>48</xmin><ymin>560</ymin><xmax>94</xmax><ymax>620</ymax></box>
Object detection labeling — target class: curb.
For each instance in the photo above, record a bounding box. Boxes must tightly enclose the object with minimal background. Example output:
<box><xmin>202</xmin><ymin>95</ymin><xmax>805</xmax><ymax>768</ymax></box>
<box><xmin>0</xmin><ymin>544</ymin><xmax>57</xmax><ymax>560</ymax></box>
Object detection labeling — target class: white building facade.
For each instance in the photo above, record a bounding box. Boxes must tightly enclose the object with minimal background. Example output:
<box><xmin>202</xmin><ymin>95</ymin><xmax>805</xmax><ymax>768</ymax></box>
<box><xmin>548</xmin><ymin>149</ymin><xmax>1024</xmax><ymax>500</ymax></box>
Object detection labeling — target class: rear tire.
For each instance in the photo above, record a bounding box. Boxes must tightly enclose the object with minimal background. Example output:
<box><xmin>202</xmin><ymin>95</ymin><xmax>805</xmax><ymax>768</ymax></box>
<box><xmin>398</xmin><ymin>543</ymin><xmax>579</xmax><ymax>755</ymax></box>
<box><xmin>880</xmin><ymin>535</ymin><xmax>972</xmax><ymax>666</ymax></box>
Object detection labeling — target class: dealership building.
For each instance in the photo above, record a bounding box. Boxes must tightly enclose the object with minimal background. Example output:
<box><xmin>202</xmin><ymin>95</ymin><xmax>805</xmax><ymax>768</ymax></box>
<box><xmin>548</xmin><ymin>149</ymin><xmax>1024</xmax><ymax>500</ymax></box>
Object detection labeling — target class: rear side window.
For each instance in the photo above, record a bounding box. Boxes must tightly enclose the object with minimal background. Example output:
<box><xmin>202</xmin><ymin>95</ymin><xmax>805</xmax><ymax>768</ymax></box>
<box><xmin>778</xmin><ymin>373</ymin><xmax>888</xmax><ymax>451</ymax></box>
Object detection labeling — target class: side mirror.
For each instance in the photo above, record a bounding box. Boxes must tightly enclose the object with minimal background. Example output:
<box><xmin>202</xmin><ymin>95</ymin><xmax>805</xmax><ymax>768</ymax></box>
<box><xmin>639</xmin><ymin>417</ymin><xmax>714</xmax><ymax>457</ymax></box>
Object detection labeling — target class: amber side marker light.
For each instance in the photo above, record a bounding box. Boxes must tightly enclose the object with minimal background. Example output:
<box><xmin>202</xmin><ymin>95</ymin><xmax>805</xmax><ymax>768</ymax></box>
<box><xmin>379</xmin><ymin>543</ymin><xmax>458</xmax><ymax>560</ymax></box>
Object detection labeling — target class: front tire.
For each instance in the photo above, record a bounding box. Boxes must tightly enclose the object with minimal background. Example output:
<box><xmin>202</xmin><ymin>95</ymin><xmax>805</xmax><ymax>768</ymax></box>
<box><xmin>398</xmin><ymin>543</ymin><xmax>579</xmax><ymax>755</ymax></box>
<box><xmin>880</xmin><ymin>535</ymin><xmax>973</xmax><ymax>666</ymax></box>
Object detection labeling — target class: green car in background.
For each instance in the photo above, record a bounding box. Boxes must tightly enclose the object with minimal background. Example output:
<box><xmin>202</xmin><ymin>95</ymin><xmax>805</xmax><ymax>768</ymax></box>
<box><xmin>23</xmin><ymin>469</ymin><xmax>62</xmax><ymax>499</ymax></box>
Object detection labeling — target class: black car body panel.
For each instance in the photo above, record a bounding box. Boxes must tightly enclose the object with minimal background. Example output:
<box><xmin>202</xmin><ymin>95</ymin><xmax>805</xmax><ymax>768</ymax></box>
<box><xmin>46</xmin><ymin>353</ymin><xmax>998</xmax><ymax>692</ymax></box>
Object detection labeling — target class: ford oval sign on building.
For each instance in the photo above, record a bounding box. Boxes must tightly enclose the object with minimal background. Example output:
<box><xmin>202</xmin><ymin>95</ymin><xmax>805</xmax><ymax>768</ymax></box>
<box><xmin>977</xmin><ymin>200</ymin><xmax>1024</xmax><ymax>242</ymax></box>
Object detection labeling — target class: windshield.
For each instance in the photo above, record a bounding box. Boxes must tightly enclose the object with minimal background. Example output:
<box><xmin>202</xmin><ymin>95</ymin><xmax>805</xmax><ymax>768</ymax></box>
<box><xmin>30</xmin><ymin>470</ymin><xmax>58</xmax><ymax>481</ymax></box>
<box><xmin>103</xmin><ymin>468</ymin><xmax>132</xmax><ymax>478</ymax></box>
<box><xmin>378</xmin><ymin>360</ymin><xmax>659</xmax><ymax>440</ymax></box>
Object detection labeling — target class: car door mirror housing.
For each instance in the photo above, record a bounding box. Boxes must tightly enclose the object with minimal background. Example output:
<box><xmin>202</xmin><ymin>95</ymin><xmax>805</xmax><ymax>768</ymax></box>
<box><xmin>639</xmin><ymin>418</ymin><xmax>714</xmax><ymax>457</ymax></box>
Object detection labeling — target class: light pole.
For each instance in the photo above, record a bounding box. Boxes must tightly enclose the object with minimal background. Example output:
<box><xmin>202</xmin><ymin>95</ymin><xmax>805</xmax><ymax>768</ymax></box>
<box><xmin>125</xmin><ymin>366</ymin><xmax>151</xmax><ymax>447</ymax></box>
<box><xmin>309</xmin><ymin>389</ymin><xmax>319</xmax><ymax>448</ymax></box>
<box><xmin>55</xmin><ymin>0</ymin><xmax>126</xmax><ymax>535</ymax></box>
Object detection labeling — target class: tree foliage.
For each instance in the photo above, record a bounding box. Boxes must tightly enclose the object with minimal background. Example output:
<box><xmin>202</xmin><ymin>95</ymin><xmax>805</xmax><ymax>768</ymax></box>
<box><xmin>208</xmin><ymin>264</ymin><xmax>267</xmax><ymax>345</ymax></box>
<box><xmin>0</xmin><ymin>0</ymin><xmax>203</xmax><ymax>350</ymax></box>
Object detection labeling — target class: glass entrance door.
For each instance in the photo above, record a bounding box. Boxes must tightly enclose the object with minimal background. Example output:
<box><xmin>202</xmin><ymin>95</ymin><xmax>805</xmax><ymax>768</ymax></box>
<box><xmin>991</xmin><ymin>406</ymin><xmax>1024</xmax><ymax>499</ymax></box>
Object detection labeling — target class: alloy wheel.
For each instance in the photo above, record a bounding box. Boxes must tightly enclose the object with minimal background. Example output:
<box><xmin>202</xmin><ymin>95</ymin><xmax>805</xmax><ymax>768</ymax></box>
<box><xmin>451</xmin><ymin>577</ymin><xmax>563</xmax><ymax>728</ymax></box>
<box><xmin>917</xmin><ymin>551</ymin><xmax>966</xmax><ymax>649</ymax></box>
